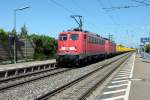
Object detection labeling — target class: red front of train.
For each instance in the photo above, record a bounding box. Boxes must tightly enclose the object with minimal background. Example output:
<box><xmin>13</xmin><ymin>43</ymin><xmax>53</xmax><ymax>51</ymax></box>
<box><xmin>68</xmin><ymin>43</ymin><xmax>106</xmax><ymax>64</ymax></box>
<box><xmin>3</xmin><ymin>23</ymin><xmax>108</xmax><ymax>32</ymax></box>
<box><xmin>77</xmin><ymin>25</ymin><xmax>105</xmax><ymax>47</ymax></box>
<box><xmin>57</xmin><ymin>29</ymin><xmax>116</xmax><ymax>66</ymax></box>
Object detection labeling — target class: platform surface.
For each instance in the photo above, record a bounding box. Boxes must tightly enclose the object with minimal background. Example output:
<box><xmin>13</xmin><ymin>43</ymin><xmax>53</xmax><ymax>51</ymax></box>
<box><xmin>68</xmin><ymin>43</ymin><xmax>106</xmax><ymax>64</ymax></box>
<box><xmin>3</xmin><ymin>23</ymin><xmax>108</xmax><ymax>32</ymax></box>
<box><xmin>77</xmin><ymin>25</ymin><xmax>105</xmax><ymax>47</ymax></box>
<box><xmin>129</xmin><ymin>54</ymin><xmax>150</xmax><ymax>100</ymax></box>
<box><xmin>95</xmin><ymin>53</ymin><xmax>150</xmax><ymax>100</ymax></box>
<box><xmin>0</xmin><ymin>59</ymin><xmax>56</xmax><ymax>71</ymax></box>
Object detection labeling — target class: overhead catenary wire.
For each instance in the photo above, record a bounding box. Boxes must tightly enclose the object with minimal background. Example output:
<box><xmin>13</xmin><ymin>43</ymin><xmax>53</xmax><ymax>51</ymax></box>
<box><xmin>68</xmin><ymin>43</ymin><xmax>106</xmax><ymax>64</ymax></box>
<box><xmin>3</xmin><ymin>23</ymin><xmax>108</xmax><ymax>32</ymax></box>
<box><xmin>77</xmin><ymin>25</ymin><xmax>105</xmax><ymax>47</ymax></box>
<box><xmin>97</xmin><ymin>0</ymin><xmax>119</xmax><ymax>25</ymax></box>
<box><xmin>103</xmin><ymin>5</ymin><xmax>150</xmax><ymax>11</ymax></box>
<box><xmin>107</xmin><ymin>0</ymin><xmax>120</xmax><ymax>25</ymax></box>
<box><xmin>131</xmin><ymin>0</ymin><xmax>150</xmax><ymax>5</ymax></box>
<box><xmin>71</xmin><ymin>0</ymin><xmax>90</xmax><ymax>15</ymax></box>
<box><xmin>49</xmin><ymin>0</ymin><xmax>97</xmax><ymax>29</ymax></box>
<box><xmin>102</xmin><ymin>0</ymin><xmax>150</xmax><ymax>11</ymax></box>
<box><xmin>70</xmin><ymin>0</ymin><xmax>98</xmax><ymax>28</ymax></box>
<box><xmin>50</xmin><ymin>0</ymin><xmax>75</xmax><ymax>14</ymax></box>
<box><xmin>107</xmin><ymin>0</ymin><xmax>113</xmax><ymax>7</ymax></box>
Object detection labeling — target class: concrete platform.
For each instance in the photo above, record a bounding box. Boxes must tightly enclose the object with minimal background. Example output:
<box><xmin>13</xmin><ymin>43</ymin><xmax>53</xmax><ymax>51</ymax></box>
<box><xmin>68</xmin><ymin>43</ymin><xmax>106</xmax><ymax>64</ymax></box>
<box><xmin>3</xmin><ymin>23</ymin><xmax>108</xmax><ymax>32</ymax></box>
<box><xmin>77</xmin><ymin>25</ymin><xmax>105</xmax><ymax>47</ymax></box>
<box><xmin>0</xmin><ymin>59</ymin><xmax>56</xmax><ymax>79</ymax></box>
<box><xmin>97</xmin><ymin>53</ymin><xmax>136</xmax><ymax>100</ymax></box>
<box><xmin>129</xmin><ymin>54</ymin><xmax>150</xmax><ymax>100</ymax></box>
<box><xmin>94</xmin><ymin>53</ymin><xmax>150</xmax><ymax>100</ymax></box>
<box><xmin>0</xmin><ymin>59</ymin><xmax>56</xmax><ymax>72</ymax></box>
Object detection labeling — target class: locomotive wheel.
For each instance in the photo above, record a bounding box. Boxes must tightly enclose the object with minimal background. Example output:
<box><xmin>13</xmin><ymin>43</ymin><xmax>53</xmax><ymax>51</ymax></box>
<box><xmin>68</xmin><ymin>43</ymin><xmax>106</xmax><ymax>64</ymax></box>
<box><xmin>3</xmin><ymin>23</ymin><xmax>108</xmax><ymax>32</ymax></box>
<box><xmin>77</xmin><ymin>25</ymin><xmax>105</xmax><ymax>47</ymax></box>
<box><xmin>74</xmin><ymin>59</ymin><xmax>80</xmax><ymax>67</ymax></box>
<box><xmin>56</xmin><ymin>62</ymin><xmax>62</xmax><ymax>67</ymax></box>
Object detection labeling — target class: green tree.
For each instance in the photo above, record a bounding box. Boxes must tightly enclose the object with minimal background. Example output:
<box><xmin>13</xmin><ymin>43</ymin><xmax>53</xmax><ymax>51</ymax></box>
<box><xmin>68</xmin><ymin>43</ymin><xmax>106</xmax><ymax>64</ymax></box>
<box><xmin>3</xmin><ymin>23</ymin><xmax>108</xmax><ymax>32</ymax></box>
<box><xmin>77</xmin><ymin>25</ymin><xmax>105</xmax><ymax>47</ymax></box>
<box><xmin>118</xmin><ymin>44</ymin><xmax>124</xmax><ymax>47</ymax></box>
<box><xmin>11</xmin><ymin>28</ymin><xmax>16</xmax><ymax>35</ymax></box>
<box><xmin>20</xmin><ymin>24</ymin><xmax>28</xmax><ymax>38</ymax></box>
<box><xmin>29</xmin><ymin>34</ymin><xmax>57</xmax><ymax>60</ymax></box>
<box><xmin>145</xmin><ymin>44</ymin><xmax>150</xmax><ymax>53</ymax></box>
<box><xmin>0</xmin><ymin>28</ymin><xmax>8</xmax><ymax>44</ymax></box>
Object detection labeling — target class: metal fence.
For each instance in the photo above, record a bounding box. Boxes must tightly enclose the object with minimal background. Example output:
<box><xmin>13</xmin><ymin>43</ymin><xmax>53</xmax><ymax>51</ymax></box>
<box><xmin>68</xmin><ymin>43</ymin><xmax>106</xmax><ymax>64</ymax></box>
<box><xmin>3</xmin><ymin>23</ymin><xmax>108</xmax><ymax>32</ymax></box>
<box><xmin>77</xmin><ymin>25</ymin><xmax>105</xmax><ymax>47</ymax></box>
<box><xmin>140</xmin><ymin>52</ymin><xmax>150</xmax><ymax>60</ymax></box>
<box><xmin>0</xmin><ymin>39</ymin><xmax>34</xmax><ymax>63</ymax></box>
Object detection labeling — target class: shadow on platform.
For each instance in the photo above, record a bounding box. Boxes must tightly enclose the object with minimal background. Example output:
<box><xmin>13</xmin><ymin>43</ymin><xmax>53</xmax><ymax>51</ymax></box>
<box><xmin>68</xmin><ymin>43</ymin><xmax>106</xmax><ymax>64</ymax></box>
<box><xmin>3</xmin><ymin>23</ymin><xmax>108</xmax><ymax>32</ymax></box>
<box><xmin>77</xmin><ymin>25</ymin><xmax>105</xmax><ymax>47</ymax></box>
<box><xmin>142</xmin><ymin>60</ymin><xmax>150</xmax><ymax>63</ymax></box>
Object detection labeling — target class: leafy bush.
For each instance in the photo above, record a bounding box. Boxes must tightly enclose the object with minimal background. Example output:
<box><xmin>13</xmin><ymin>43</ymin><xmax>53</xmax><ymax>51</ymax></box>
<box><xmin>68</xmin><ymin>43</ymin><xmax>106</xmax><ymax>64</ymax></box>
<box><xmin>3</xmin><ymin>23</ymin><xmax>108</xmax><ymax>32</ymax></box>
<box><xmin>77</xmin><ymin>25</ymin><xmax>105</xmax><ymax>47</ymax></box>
<box><xmin>145</xmin><ymin>44</ymin><xmax>150</xmax><ymax>53</ymax></box>
<box><xmin>0</xmin><ymin>29</ymin><xmax>8</xmax><ymax>45</ymax></box>
<box><xmin>0</xmin><ymin>27</ymin><xmax>58</xmax><ymax>60</ymax></box>
<box><xmin>29</xmin><ymin>34</ymin><xmax>57</xmax><ymax>60</ymax></box>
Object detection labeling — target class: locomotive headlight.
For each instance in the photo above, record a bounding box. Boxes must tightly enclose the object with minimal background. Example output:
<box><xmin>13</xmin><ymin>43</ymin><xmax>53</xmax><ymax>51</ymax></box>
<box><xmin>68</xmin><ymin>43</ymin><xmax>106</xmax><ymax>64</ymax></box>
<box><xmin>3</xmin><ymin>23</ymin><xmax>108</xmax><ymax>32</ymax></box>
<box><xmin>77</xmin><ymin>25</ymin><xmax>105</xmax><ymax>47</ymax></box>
<box><xmin>60</xmin><ymin>47</ymin><xmax>66</xmax><ymax>50</ymax></box>
<box><xmin>69</xmin><ymin>47</ymin><xmax>76</xmax><ymax>50</ymax></box>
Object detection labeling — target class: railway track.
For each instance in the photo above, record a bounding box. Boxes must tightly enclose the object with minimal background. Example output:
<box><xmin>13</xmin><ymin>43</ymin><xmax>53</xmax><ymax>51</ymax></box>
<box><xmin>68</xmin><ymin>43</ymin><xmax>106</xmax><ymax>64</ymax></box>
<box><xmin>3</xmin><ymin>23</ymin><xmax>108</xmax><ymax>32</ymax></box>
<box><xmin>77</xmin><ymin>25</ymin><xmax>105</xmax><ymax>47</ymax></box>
<box><xmin>36</xmin><ymin>53</ymin><xmax>131</xmax><ymax>100</ymax></box>
<box><xmin>0</xmin><ymin>67</ymin><xmax>72</xmax><ymax>91</ymax></box>
<box><xmin>79</xmin><ymin>55</ymin><xmax>129</xmax><ymax>100</ymax></box>
<box><xmin>0</xmin><ymin>52</ymin><xmax>131</xmax><ymax>100</ymax></box>
<box><xmin>0</xmin><ymin>53</ymin><xmax>128</xmax><ymax>92</ymax></box>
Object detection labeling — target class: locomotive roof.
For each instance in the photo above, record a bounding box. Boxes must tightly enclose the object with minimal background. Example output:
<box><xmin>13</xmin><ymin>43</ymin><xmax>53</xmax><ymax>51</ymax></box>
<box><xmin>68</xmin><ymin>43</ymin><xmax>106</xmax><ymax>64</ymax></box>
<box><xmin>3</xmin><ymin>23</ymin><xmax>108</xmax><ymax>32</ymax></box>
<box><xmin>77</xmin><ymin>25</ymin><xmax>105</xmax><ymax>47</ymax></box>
<box><xmin>66</xmin><ymin>28</ymin><xmax>104</xmax><ymax>39</ymax></box>
<box><xmin>103</xmin><ymin>37</ymin><xmax>116</xmax><ymax>44</ymax></box>
<box><xmin>63</xmin><ymin>28</ymin><xmax>115</xmax><ymax>44</ymax></box>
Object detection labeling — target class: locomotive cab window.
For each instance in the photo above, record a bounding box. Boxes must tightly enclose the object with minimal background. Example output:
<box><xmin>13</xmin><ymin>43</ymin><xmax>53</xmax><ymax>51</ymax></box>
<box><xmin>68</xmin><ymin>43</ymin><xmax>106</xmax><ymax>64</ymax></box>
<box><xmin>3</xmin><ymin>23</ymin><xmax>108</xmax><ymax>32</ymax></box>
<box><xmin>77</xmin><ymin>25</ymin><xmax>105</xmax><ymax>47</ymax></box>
<box><xmin>70</xmin><ymin>34</ymin><xmax>78</xmax><ymax>40</ymax></box>
<box><xmin>59</xmin><ymin>34</ymin><xmax>67</xmax><ymax>41</ymax></box>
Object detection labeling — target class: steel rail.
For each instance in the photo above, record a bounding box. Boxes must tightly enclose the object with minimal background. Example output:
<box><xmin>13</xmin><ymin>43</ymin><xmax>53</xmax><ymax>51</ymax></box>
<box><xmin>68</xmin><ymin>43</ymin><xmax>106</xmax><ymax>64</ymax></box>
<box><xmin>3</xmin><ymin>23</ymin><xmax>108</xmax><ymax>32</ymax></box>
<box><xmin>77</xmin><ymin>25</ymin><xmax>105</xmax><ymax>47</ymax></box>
<box><xmin>78</xmin><ymin>54</ymin><xmax>131</xmax><ymax>100</ymax></box>
<box><xmin>36</xmin><ymin>53</ymin><xmax>131</xmax><ymax>100</ymax></box>
<box><xmin>0</xmin><ymin>67</ymin><xmax>72</xmax><ymax>91</ymax></box>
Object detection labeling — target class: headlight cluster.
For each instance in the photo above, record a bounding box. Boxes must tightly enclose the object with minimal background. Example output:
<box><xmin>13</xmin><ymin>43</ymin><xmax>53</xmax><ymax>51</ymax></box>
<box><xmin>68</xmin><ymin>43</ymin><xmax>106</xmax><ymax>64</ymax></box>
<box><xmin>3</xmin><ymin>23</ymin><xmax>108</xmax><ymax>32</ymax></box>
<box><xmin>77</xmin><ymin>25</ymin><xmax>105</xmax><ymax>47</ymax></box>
<box><xmin>69</xmin><ymin>47</ymin><xmax>76</xmax><ymax>50</ymax></box>
<box><xmin>60</xmin><ymin>47</ymin><xmax>66</xmax><ymax>50</ymax></box>
<box><xmin>60</xmin><ymin>46</ymin><xmax>76</xmax><ymax>50</ymax></box>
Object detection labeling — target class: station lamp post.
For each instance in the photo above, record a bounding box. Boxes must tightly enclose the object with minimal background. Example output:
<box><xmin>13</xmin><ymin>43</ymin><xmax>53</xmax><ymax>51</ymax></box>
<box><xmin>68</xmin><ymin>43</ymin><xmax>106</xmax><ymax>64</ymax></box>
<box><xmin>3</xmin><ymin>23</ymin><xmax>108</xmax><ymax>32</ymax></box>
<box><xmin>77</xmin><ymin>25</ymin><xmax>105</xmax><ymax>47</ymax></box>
<box><xmin>13</xmin><ymin>6</ymin><xmax>30</xmax><ymax>63</ymax></box>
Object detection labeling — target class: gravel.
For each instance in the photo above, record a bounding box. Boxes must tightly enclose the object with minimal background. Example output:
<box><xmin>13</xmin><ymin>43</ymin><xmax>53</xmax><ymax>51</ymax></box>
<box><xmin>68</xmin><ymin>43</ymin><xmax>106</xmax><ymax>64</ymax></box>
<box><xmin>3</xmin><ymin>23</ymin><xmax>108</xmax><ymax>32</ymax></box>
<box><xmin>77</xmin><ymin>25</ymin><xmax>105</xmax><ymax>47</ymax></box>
<box><xmin>0</xmin><ymin>53</ymin><xmax>127</xmax><ymax>100</ymax></box>
<box><xmin>49</xmin><ymin>65</ymin><xmax>114</xmax><ymax>100</ymax></box>
<box><xmin>49</xmin><ymin>55</ymin><xmax>127</xmax><ymax>100</ymax></box>
<box><xmin>0</xmin><ymin>68</ymin><xmax>68</xmax><ymax>89</ymax></box>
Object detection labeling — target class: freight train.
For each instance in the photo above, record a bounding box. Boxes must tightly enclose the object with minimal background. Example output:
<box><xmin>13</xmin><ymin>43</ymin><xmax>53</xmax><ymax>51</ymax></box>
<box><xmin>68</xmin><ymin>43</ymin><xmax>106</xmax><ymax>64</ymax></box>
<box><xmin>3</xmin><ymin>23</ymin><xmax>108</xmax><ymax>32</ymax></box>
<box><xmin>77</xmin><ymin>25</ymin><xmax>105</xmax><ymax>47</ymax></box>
<box><xmin>56</xmin><ymin>15</ymin><xmax>134</xmax><ymax>66</ymax></box>
<box><xmin>116</xmin><ymin>45</ymin><xmax>134</xmax><ymax>53</ymax></box>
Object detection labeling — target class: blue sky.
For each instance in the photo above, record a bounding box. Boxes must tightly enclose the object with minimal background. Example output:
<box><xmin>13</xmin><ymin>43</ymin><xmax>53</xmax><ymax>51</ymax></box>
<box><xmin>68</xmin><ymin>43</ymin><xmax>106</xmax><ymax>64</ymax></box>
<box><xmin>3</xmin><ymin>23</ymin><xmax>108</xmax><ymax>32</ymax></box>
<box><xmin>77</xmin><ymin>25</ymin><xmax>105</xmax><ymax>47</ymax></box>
<box><xmin>0</xmin><ymin>0</ymin><xmax>150</xmax><ymax>48</ymax></box>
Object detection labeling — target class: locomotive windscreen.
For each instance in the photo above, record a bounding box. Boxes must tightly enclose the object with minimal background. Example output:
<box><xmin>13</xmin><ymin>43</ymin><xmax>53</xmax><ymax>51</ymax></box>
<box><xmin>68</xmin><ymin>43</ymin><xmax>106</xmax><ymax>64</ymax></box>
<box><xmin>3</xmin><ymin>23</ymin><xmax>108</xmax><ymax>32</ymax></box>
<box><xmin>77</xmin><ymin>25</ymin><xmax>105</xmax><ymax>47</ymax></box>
<box><xmin>60</xmin><ymin>34</ymin><xmax>67</xmax><ymax>41</ymax></box>
<box><xmin>70</xmin><ymin>34</ymin><xmax>78</xmax><ymax>40</ymax></box>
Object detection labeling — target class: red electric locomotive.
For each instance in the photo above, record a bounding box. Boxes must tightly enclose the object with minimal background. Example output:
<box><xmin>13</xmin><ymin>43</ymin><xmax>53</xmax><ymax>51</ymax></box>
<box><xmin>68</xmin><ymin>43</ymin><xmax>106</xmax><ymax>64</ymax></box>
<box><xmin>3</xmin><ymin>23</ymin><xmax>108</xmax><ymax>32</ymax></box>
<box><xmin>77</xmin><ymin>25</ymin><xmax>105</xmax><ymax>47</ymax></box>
<box><xmin>57</xmin><ymin>29</ymin><xmax>107</xmax><ymax>66</ymax></box>
<box><xmin>56</xmin><ymin>15</ymin><xmax>116</xmax><ymax>66</ymax></box>
<box><xmin>104</xmin><ymin>38</ymin><xmax>116</xmax><ymax>56</ymax></box>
